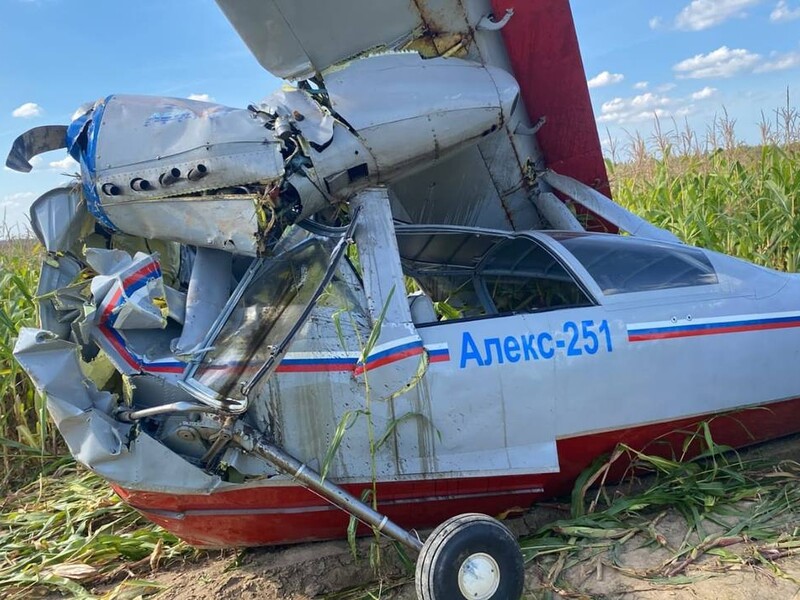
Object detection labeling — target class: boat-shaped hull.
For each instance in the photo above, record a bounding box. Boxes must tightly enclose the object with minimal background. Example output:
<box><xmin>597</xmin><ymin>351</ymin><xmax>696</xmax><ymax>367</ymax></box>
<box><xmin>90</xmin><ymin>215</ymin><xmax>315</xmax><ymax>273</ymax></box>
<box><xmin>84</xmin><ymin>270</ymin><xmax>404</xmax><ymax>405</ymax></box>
<box><xmin>116</xmin><ymin>396</ymin><xmax>800</xmax><ymax>547</ymax></box>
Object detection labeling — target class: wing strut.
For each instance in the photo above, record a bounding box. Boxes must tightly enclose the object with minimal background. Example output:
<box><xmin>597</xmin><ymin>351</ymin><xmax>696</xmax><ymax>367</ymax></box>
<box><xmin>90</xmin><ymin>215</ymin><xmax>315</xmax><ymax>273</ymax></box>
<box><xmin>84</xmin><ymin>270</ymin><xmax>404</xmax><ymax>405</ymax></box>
<box><xmin>542</xmin><ymin>170</ymin><xmax>681</xmax><ymax>243</ymax></box>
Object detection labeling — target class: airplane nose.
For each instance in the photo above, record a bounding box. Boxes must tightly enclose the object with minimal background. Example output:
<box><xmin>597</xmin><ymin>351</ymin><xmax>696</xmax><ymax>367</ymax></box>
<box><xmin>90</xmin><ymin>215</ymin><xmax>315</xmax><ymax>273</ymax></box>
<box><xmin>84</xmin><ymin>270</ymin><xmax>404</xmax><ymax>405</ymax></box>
<box><xmin>486</xmin><ymin>65</ymin><xmax>520</xmax><ymax>123</ymax></box>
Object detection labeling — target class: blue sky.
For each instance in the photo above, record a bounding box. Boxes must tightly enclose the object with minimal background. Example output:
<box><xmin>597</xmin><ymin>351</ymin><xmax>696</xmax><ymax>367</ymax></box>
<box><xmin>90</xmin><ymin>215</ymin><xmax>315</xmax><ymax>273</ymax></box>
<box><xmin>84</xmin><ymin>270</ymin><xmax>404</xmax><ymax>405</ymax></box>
<box><xmin>1</xmin><ymin>0</ymin><xmax>798</xmax><ymax>233</ymax></box>
<box><xmin>575</xmin><ymin>0</ymin><xmax>800</xmax><ymax>155</ymax></box>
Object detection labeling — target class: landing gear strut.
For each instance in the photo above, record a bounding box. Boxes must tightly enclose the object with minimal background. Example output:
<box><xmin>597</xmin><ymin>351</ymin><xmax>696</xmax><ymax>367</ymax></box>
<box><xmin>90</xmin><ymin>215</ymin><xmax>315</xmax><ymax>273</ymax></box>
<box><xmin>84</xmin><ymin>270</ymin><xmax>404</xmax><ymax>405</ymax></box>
<box><xmin>243</xmin><ymin>430</ymin><xmax>525</xmax><ymax>600</ymax></box>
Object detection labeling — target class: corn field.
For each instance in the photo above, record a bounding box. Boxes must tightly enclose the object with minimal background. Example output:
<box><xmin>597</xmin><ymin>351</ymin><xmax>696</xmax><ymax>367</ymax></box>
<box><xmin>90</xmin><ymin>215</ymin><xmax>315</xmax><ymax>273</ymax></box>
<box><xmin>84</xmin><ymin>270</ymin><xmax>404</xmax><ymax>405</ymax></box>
<box><xmin>0</xmin><ymin>235</ymin><xmax>57</xmax><ymax>488</ymax></box>
<box><xmin>0</xmin><ymin>103</ymin><xmax>798</xmax><ymax>596</ymax></box>
<box><xmin>607</xmin><ymin>98</ymin><xmax>800</xmax><ymax>271</ymax></box>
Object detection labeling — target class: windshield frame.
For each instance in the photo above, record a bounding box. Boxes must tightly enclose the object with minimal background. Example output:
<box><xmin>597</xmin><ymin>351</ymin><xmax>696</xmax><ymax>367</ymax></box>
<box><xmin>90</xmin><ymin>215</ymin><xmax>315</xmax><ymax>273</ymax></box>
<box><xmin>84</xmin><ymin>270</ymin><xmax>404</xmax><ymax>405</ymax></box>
<box><xmin>178</xmin><ymin>213</ymin><xmax>359</xmax><ymax>412</ymax></box>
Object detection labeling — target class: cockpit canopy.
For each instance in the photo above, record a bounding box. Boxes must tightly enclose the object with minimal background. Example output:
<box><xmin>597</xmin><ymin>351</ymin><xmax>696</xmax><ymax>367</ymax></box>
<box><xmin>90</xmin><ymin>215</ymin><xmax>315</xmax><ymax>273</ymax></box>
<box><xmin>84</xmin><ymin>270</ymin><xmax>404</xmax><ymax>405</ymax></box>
<box><xmin>396</xmin><ymin>227</ymin><xmax>721</xmax><ymax>321</ymax></box>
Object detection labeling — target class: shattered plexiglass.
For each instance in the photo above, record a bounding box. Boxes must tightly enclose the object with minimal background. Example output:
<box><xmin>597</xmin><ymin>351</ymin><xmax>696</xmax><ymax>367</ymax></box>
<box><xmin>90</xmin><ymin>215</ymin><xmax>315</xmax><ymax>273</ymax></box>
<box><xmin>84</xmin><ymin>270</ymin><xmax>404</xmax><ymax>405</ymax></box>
<box><xmin>181</xmin><ymin>233</ymin><xmax>349</xmax><ymax>411</ymax></box>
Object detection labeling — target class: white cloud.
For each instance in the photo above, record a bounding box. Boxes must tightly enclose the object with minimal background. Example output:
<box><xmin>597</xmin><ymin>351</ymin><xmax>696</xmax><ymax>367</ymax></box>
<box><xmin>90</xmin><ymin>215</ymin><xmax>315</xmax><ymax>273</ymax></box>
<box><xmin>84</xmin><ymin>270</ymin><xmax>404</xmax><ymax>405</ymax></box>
<box><xmin>587</xmin><ymin>71</ymin><xmax>625</xmax><ymax>89</ymax></box>
<box><xmin>649</xmin><ymin>16</ymin><xmax>664</xmax><ymax>29</ymax></box>
<box><xmin>673</xmin><ymin>46</ymin><xmax>761</xmax><ymax>78</ymax></box>
<box><xmin>11</xmin><ymin>102</ymin><xmax>42</xmax><ymax>118</ymax></box>
<box><xmin>770</xmin><ymin>0</ymin><xmax>800</xmax><ymax>21</ymax></box>
<box><xmin>0</xmin><ymin>192</ymin><xmax>35</xmax><ymax>235</ymax></box>
<box><xmin>1</xmin><ymin>192</ymin><xmax>35</xmax><ymax>207</ymax></box>
<box><xmin>657</xmin><ymin>83</ymin><xmax>678</xmax><ymax>92</ymax></box>
<box><xmin>675</xmin><ymin>0</ymin><xmax>762</xmax><ymax>30</ymax></box>
<box><xmin>634</xmin><ymin>81</ymin><xmax>649</xmax><ymax>90</ymax></box>
<box><xmin>691</xmin><ymin>86</ymin><xmax>718</xmax><ymax>99</ymax></box>
<box><xmin>597</xmin><ymin>92</ymin><xmax>680</xmax><ymax>124</ymax></box>
<box><xmin>187</xmin><ymin>93</ymin><xmax>213</xmax><ymax>102</ymax></box>
<box><xmin>48</xmin><ymin>155</ymin><xmax>79</xmax><ymax>171</ymax></box>
<box><xmin>754</xmin><ymin>50</ymin><xmax>800</xmax><ymax>72</ymax></box>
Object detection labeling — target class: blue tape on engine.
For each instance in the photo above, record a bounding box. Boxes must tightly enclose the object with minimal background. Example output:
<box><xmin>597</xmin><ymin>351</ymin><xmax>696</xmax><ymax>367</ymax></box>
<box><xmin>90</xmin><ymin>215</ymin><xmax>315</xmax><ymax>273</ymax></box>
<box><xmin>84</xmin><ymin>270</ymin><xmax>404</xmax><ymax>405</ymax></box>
<box><xmin>66</xmin><ymin>96</ymin><xmax>117</xmax><ymax>230</ymax></box>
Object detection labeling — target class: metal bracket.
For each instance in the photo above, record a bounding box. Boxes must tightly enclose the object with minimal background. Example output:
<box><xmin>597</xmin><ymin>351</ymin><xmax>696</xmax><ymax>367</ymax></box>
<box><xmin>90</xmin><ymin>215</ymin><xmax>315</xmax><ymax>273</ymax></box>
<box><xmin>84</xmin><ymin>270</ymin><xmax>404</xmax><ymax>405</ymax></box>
<box><xmin>477</xmin><ymin>9</ymin><xmax>514</xmax><ymax>31</ymax></box>
<box><xmin>515</xmin><ymin>116</ymin><xmax>547</xmax><ymax>136</ymax></box>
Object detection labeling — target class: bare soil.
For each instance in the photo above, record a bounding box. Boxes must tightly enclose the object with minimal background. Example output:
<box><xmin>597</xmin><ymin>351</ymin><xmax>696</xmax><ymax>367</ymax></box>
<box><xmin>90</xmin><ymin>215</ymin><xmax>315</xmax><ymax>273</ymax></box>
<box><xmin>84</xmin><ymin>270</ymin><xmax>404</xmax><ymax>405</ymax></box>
<box><xmin>95</xmin><ymin>436</ymin><xmax>800</xmax><ymax>600</ymax></box>
<box><xmin>131</xmin><ymin>514</ymin><xmax>800</xmax><ymax>600</ymax></box>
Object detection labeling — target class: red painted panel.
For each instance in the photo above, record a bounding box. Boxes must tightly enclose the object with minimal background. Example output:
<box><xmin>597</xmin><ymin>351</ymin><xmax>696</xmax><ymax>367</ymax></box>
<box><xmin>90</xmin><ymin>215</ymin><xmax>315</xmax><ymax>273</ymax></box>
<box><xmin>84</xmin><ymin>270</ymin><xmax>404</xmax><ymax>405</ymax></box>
<box><xmin>490</xmin><ymin>0</ymin><xmax>614</xmax><ymax>231</ymax></box>
<box><xmin>115</xmin><ymin>396</ymin><xmax>800</xmax><ymax>547</ymax></box>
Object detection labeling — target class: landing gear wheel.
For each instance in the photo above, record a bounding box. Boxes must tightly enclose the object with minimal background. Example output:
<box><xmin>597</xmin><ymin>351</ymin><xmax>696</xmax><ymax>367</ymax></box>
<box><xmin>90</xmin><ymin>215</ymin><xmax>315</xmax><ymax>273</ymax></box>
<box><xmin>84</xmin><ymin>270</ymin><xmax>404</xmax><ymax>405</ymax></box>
<box><xmin>415</xmin><ymin>513</ymin><xmax>524</xmax><ymax>600</ymax></box>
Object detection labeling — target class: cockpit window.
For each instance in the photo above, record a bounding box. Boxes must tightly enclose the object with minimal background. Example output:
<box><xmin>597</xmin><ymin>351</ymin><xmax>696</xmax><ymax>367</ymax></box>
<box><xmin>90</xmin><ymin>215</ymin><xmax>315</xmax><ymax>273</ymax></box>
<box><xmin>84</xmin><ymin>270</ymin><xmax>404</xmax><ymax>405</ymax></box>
<box><xmin>478</xmin><ymin>237</ymin><xmax>592</xmax><ymax>313</ymax></box>
<box><xmin>550</xmin><ymin>233</ymin><xmax>718</xmax><ymax>295</ymax></box>
<box><xmin>398</xmin><ymin>231</ymin><xmax>595</xmax><ymax>319</ymax></box>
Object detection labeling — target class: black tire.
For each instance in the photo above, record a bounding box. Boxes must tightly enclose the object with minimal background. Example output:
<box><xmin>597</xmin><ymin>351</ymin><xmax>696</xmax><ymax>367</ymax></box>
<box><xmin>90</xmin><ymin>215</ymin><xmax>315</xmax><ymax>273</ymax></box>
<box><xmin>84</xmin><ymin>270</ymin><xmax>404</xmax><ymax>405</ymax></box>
<box><xmin>415</xmin><ymin>513</ymin><xmax>524</xmax><ymax>600</ymax></box>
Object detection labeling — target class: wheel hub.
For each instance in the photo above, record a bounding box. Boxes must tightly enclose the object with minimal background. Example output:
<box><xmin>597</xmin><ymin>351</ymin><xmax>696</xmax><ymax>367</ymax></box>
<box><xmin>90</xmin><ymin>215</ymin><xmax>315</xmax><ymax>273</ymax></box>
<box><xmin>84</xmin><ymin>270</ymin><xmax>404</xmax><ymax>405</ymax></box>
<box><xmin>457</xmin><ymin>552</ymin><xmax>500</xmax><ymax>599</ymax></box>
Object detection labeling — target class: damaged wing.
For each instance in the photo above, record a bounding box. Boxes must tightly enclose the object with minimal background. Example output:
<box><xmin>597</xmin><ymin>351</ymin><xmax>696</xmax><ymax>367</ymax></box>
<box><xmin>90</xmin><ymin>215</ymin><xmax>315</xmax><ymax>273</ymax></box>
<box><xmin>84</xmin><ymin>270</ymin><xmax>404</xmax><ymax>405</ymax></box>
<box><xmin>213</xmin><ymin>0</ymin><xmax>642</xmax><ymax>235</ymax></box>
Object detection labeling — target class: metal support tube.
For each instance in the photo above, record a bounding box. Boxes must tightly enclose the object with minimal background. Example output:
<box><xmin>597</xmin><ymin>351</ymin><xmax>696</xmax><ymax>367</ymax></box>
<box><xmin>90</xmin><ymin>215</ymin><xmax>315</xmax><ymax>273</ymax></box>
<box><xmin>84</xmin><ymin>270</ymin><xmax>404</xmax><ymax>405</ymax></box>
<box><xmin>250</xmin><ymin>434</ymin><xmax>423</xmax><ymax>552</ymax></box>
<box><xmin>116</xmin><ymin>401</ymin><xmax>215</xmax><ymax>422</ymax></box>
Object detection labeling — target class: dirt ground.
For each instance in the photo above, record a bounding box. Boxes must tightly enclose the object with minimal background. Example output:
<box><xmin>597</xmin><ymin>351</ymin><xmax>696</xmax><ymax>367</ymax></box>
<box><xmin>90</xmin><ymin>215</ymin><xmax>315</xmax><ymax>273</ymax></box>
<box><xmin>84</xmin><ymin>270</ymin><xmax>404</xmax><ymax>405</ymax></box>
<box><xmin>95</xmin><ymin>436</ymin><xmax>800</xmax><ymax>600</ymax></box>
<box><xmin>126</xmin><ymin>515</ymin><xmax>800</xmax><ymax>600</ymax></box>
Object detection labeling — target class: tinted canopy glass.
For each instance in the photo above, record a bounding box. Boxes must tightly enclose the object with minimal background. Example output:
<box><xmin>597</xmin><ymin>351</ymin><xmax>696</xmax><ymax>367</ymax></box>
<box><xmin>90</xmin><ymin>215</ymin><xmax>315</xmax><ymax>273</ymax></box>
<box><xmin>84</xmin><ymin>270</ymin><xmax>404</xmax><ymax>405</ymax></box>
<box><xmin>550</xmin><ymin>233</ymin><xmax>718</xmax><ymax>295</ymax></box>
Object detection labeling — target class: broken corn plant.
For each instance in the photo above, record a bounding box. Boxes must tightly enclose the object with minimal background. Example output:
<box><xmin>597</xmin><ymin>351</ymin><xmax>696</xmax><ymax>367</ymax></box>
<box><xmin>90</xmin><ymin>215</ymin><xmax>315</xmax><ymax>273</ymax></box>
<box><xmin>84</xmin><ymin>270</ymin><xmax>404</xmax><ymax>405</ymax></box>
<box><xmin>0</xmin><ymin>463</ymin><xmax>192</xmax><ymax>599</ymax></box>
<box><xmin>520</xmin><ymin>422</ymin><xmax>800</xmax><ymax>595</ymax></box>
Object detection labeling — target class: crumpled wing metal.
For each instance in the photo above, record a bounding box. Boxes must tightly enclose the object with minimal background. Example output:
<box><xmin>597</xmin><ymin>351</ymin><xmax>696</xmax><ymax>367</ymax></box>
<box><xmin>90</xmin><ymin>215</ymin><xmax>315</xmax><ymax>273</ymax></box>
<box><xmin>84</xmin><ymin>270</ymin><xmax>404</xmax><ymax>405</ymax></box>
<box><xmin>13</xmin><ymin>328</ymin><xmax>223</xmax><ymax>493</ymax></box>
<box><xmin>29</xmin><ymin>186</ymin><xmax>93</xmax><ymax>252</ymax></box>
<box><xmin>5</xmin><ymin>125</ymin><xmax>68</xmax><ymax>173</ymax></box>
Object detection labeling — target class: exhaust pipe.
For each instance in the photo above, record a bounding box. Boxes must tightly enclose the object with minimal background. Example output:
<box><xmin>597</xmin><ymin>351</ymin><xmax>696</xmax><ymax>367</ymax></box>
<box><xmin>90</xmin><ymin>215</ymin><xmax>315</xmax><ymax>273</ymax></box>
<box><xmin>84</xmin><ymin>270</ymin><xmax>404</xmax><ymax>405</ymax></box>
<box><xmin>101</xmin><ymin>183</ymin><xmax>121</xmax><ymax>196</ymax></box>
<box><xmin>187</xmin><ymin>164</ymin><xmax>208</xmax><ymax>182</ymax></box>
<box><xmin>159</xmin><ymin>168</ymin><xmax>181</xmax><ymax>187</ymax></box>
<box><xmin>130</xmin><ymin>178</ymin><xmax>152</xmax><ymax>192</ymax></box>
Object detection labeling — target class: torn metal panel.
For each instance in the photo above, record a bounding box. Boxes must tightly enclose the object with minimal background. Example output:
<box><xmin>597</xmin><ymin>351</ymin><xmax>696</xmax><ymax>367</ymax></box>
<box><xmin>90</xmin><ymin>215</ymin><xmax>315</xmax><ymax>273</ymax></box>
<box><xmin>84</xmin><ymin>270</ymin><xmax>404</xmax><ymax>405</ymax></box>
<box><xmin>37</xmin><ymin>255</ymin><xmax>85</xmax><ymax>340</ymax></box>
<box><xmin>164</xmin><ymin>286</ymin><xmax>186</xmax><ymax>325</ymax></box>
<box><xmin>78</xmin><ymin>248</ymin><xmax>187</xmax><ymax>380</ymax></box>
<box><xmin>260</xmin><ymin>87</ymin><xmax>335</xmax><ymax>148</ymax></box>
<box><xmin>87</xmin><ymin>250</ymin><xmax>167</xmax><ymax>330</ymax></box>
<box><xmin>29</xmin><ymin>185</ymin><xmax>93</xmax><ymax>253</ymax></box>
<box><xmin>13</xmin><ymin>329</ymin><xmax>223</xmax><ymax>493</ymax></box>
<box><xmin>102</xmin><ymin>195</ymin><xmax>263</xmax><ymax>256</ymax></box>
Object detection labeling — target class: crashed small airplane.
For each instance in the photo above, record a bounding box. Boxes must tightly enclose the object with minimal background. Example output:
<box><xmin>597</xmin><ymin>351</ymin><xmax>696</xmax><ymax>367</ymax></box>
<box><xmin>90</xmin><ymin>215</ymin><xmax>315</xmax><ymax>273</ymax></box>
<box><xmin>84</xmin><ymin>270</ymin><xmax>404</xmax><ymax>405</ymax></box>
<box><xmin>8</xmin><ymin>1</ymin><xmax>800</xmax><ymax>599</ymax></box>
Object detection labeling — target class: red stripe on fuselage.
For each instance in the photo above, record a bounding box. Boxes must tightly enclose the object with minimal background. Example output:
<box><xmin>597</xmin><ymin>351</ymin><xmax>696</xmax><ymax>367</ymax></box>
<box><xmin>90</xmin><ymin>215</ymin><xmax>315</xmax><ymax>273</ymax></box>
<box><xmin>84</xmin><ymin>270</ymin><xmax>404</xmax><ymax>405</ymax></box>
<box><xmin>353</xmin><ymin>346</ymin><xmax>424</xmax><ymax>376</ymax></box>
<box><xmin>114</xmin><ymin>396</ymin><xmax>800</xmax><ymax>547</ymax></box>
<box><xmin>121</xmin><ymin>261</ymin><xmax>160</xmax><ymax>289</ymax></box>
<box><xmin>629</xmin><ymin>320</ymin><xmax>800</xmax><ymax>342</ymax></box>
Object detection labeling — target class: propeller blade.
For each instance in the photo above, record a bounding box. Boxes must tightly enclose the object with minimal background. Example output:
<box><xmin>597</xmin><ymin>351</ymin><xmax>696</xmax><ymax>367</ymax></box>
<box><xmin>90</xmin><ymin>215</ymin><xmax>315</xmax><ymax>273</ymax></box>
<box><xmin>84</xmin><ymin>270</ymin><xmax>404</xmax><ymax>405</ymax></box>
<box><xmin>5</xmin><ymin>125</ymin><xmax>68</xmax><ymax>173</ymax></box>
